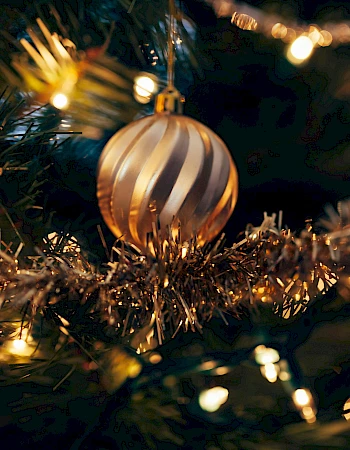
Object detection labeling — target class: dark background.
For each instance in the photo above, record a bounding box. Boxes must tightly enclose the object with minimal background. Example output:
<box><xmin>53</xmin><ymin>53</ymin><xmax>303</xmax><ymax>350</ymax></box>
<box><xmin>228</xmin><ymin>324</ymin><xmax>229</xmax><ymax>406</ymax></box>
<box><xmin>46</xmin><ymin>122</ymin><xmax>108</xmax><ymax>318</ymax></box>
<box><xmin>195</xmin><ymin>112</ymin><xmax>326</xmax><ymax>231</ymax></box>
<box><xmin>183</xmin><ymin>0</ymin><xmax>350</xmax><ymax>240</ymax></box>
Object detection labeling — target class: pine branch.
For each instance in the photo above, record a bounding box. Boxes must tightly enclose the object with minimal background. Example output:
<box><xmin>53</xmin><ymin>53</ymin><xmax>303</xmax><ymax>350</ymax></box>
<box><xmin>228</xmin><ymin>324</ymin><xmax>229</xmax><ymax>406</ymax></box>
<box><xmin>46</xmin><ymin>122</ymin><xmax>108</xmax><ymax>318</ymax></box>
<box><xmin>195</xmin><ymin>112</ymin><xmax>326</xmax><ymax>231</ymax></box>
<box><xmin>0</xmin><ymin>90</ymin><xmax>80</xmax><ymax>253</ymax></box>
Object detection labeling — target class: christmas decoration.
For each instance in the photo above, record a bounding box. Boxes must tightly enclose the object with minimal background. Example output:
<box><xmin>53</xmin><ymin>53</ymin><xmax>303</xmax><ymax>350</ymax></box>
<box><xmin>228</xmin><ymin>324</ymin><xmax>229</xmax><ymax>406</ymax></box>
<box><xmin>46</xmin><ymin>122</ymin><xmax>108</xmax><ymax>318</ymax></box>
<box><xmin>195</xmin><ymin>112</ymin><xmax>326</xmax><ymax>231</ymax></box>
<box><xmin>0</xmin><ymin>14</ymin><xmax>148</xmax><ymax>132</ymax></box>
<box><xmin>97</xmin><ymin>0</ymin><xmax>238</xmax><ymax>251</ymax></box>
<box><xmin>208</xmin><ymin>0</ymin><xmax>349</xmax><ymax>47</ymax></box>
<box><xmin>97</xmin><ymin>107</ymin><xmax>238</xmax><ymax>251</ymax></box>
<box><xmin>0</xmin><ymin>204</ymin><xmax>348</xmax><ymax>353</ymax></box>
<box><xmin>231</xmin><ymin>11</ymin><xmax>257</xmax><ymax>31</ymax></box>
<box><xmin>1</xmin><ymin>1</ymin><xmax>350</xmax><ymax>448</ymax></box>
<box><xmin>206</xmin><ymin>0</ymin><xmax>350</xmax><ymax>68</ymax></box>
<box><xmin>0</xmin><ymin>1</ymin><xmax>197</xmax><ymax>135</ymax></box>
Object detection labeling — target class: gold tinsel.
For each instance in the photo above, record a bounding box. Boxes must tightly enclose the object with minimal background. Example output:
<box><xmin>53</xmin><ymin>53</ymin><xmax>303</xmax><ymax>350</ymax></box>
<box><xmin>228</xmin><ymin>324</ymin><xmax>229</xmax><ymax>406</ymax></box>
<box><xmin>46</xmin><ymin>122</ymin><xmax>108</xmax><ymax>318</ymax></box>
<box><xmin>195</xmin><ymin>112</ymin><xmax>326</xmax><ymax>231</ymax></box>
<box><xmin>0</xmin><ymin>202</ymin><xmax>349</xmax><ymax>357</ymax></box>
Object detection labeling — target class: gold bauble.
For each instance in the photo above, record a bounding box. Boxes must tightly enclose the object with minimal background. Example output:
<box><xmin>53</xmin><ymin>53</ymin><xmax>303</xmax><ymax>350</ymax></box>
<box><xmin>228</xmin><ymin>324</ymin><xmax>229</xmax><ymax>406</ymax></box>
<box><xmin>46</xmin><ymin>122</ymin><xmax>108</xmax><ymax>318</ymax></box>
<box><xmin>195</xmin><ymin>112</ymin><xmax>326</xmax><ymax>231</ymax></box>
<box><xmin>97</xmin><ymin>112</ymin><xmax>238</xmax><ymax>251</ymax></box>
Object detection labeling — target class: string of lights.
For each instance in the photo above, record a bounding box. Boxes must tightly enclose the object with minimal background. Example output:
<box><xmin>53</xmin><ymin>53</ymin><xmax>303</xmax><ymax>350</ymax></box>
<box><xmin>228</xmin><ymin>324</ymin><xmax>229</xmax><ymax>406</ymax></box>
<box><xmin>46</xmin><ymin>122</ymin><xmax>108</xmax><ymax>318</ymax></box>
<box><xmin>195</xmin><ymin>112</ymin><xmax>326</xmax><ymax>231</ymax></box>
<box><xmin>207</xmin><ymin>0</ymin><xmax>350</xmax><ymax>65</ymax></box>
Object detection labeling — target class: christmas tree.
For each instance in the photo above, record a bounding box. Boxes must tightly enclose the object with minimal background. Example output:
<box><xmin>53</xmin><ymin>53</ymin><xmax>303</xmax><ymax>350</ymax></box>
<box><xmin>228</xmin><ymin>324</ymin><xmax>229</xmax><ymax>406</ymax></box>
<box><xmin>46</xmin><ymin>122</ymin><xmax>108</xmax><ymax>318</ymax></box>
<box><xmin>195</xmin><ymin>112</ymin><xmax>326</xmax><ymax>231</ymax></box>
<box><xmin>0</xmin><ymin>0</ymin><xmax>350</xmax><ymax>448</ymax></box>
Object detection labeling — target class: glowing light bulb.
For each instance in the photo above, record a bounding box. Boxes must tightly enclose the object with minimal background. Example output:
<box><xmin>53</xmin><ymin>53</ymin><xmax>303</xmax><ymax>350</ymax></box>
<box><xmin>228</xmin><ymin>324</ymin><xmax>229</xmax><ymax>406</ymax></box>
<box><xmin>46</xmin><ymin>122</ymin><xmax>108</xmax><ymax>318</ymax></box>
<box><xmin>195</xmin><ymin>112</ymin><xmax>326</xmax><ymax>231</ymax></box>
<box><xmin>343</xmin><ymin>398</ymin><xmax>350</xmax><ymax>420</ymax></box>
<box><xmin>199</xmin><ymin>386</ymin><xmax>229</xmax><ymax>412</ymax></box>
<box><xmin>292</xmin><ymin>388</ymin><xmax>317</xmax><ymax>423</ymax></box>
<box><xmin>231</xmin><ymin>12</ymin><xmax>257</xmax><ymax>31</ymax></box>
<box><xmin>51</xmin><ymin>92</ymin><xmax>69</xmax><ymax>109</ymax></box>
<box><xmin>149</xmin><ymin>352</ymin><xmax>162</xmax><ymax>364</ymax></box>
<box><xmin>294</xmin><ymin>388</ymin><xmax>310</xmax><ymax>406</ymax></box>
<box><xmin>308</xmin><ymin>26</ymin><xmax>321</xmax><ymax>45</ymax></box>
<box><xmin>12</xmin><ymin>339</ymin><xmax>26</xmax><ymax>351</ymax></box>
<box><xmin>213</xmin><ymin>366</ymin><xmax>231</xmax><ymax>376</ymax></box>
<box><xmin>271</xmin><ymin>23</ymin><xmax>287</xmax><ymax>39</ymax></box>
<box><xmin>278</xmin><ymin>360</ymin><xmax>292</xmax><ymax>381</ymax></box>
<box><xmin>135</xmin><ymin>76</ymin><xmax>155</xmax><ymax>97</ymax></box>
<box><xmin>254</xmin><ymin>345</ymin><xmax>280</xmax><ymax>365</ymax></box>
<box><xmin>291</xmin><ymin>36</ymin><xmax>314</xmax><ymax>58</ymax></box>
<box><xmin>134</xmin><ymin>74</ymin><xmax>158</xmax><ymax>104</ymax></box>
<box><xmin>7</xmin><ymin>338</ymin><xmax>33</xmax><ymax>356</ymax></box>
<box><xmin>318</xmin><ymin>30</ymin><xmax>332</xmax><ymax>47</ymax></box>
<box><xmin>200</xmin><ymin>361</ymin><xmax>217</xmax><ymax>371</ymax></box>
<box><xmin>260</xmin><ymin>362</ymin><xmax>279</xmax><ymax>383</ymax></box>
<box><xmin>287</xmin><ymin>36</ymin><xmax>314</xmax><ymax>65</ymax></box>
<box><xmin>279</xmin><ymin>370</ymin><xmax>291</xmax><ymax>381</ymax></box>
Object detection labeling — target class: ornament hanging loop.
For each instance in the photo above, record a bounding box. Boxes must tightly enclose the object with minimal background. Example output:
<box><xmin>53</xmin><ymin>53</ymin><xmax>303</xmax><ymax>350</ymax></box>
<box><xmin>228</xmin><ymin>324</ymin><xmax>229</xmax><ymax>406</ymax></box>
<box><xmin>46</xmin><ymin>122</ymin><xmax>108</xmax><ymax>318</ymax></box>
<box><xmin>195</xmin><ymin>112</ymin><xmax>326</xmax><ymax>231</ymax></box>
<box><xmin>154</xmin><ymin>0</ymin><xmax>185</xmax><ymax>114</ymax></box>
<box><xmin>155</xmin><ymin>86</ymin><xmax>185</xmax><ymax>114</ymax></box>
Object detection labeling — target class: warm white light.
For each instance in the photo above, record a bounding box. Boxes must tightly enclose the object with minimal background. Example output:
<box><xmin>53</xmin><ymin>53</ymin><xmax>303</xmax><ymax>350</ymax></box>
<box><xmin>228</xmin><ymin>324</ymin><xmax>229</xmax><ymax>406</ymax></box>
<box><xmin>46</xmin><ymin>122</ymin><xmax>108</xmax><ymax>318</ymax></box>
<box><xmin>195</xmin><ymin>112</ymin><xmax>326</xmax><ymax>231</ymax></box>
<box><xmin>343</xmin><ymin>398</ymin><xmax>350</xmax><ymax>420</ymax></box>
<box><xmin>271</xmin><ymin>23</ymin><xmax>287</xmax><ymax>39</ymax></box>
<box><xmin>302</xmin><ymin>406</ymin><xmax>316</xmax><ymax>422</ymax></box>
<box><xmin>260</xmin><ymin>362</ymin><xmax>279</xmax><ymax>383</ymax></box>
<box><xmin>149</xmin><ymin>353</ymin><xmax>162</xmax><ymax>364</ymax></box>
<box><xmin>291</xmin><ymin>36</ymin><xmax>313</xmax><ymax>59</ymax></box>
<box><xmin>51</xmin><ymin>92</ymin><xmax>69</xmax><ymax>109</ymax></box>
<box><xmin>254</xmin><ymin>345</ymin><xmax>280</xmax><ymax>365</ymax></box>
<box><xmin>308</xmin><ymin>26</ymin><xmax>321</xmax><ymax>45</ymax></box>
<box><xmin>318</xmin><ymin>30</ymin><xmax>332</xmax><ymax>47</ymax></box>
<box><xmin>200</xmin><ymin>361</ymin><xmax>217</xmax><ymax>371</ymax></box>
<box><xmin>134</xmin><ymin>75</ymin><xmax>158</xmax><ymax>102</ymax></box>
<box><xmin>292</xmin><ymin>388</ymin><xmax>317</xmax><ymax>423</ymax></box>
<box><xmin>13</xmin><ymin>339</ymin><xmax>26</xmax><ymax>350</ymax></box>
<box><xmin>199</xmin><ymin>386</ymin><xmax>229</xmax><ymax>412</ymax></box>
<box><xmin>213</xmin><ymin>366</ymin><xmax>231</xmax><ymax>376</ymax></box>
<box><xmin>279</xmin><ymin>370</ymin><xmax>291</xmax><ymax>381</ymax></box>
<box><xmin>294</xmin><ymin>388</ymin><xmax>310</xmax><ymax>406</ymax></box>
<box><xmin>7</xmin><ymin>338</ymin><xmax>33</xmax><ymax>356</ymax></box>
<box><xmin>287</xmin><ymin>36</ymin><xmax>314</xmax><ymax>65</ymax></box>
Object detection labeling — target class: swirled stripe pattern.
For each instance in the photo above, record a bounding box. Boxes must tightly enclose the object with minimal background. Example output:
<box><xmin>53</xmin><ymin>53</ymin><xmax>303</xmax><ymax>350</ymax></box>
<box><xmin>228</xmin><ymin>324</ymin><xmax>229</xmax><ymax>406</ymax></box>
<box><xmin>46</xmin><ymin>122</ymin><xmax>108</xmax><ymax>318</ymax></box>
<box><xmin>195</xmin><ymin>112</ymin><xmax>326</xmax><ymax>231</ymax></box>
<box><xmin>97</xmin><ymin>113</ymin><xmax>238</xmax><ymax>250</ymax></box>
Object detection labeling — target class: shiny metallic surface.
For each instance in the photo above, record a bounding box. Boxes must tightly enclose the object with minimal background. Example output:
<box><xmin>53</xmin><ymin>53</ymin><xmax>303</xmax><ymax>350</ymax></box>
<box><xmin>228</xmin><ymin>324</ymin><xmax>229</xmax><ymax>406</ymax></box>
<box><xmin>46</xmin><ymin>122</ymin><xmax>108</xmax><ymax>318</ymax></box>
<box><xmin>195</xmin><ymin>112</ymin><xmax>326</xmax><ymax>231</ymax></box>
<box><xmin>97</xmin><ymin>113</ymin><xmax>238</xmax><ymax>251</ymax></box>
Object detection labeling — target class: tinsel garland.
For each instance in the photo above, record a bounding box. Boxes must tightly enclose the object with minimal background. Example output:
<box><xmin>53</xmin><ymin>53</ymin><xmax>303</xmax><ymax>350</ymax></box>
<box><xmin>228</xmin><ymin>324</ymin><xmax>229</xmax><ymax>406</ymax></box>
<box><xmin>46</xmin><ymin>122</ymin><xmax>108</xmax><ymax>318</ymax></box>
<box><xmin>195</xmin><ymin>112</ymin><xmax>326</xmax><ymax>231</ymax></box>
<box><xmin>0</xmin><ymin>201</ymin><xmax>349</xmax><ymax>358</ymax></box>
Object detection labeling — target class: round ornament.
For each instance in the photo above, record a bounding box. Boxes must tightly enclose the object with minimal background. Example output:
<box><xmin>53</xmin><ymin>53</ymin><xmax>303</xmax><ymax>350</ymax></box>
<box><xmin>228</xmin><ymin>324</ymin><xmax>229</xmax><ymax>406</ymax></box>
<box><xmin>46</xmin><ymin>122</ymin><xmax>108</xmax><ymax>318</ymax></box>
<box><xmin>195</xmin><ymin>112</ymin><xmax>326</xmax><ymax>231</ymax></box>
<box><xmin>97</xmin><ymin>92</ymin><xmax>238</xmax><ymax>251</ymax></box>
